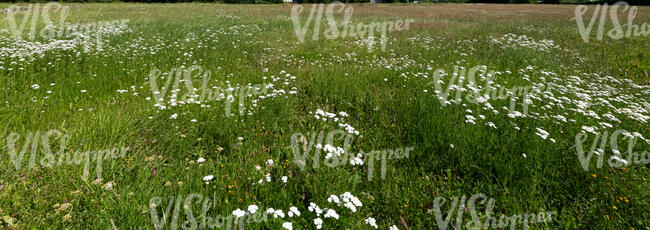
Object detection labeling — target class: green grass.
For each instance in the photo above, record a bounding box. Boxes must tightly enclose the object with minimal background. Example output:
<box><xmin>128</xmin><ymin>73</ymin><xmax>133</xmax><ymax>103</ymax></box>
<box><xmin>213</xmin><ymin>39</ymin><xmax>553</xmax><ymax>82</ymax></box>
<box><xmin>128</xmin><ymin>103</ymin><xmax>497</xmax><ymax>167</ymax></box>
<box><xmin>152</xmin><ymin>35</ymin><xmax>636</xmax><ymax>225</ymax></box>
<box><xmin>0</xmin><ymin>2</ymin><xmax>649</xmax><ymax>229</ymax></box>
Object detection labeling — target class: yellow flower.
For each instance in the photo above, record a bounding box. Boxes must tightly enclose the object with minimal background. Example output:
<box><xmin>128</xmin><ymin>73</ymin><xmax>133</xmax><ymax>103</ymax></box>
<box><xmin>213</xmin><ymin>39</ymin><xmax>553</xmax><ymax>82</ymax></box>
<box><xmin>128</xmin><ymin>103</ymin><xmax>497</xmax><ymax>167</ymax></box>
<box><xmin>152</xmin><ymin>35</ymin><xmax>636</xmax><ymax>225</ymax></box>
<box><xmin>592</xmin><ymin>174</ymin><xmax>597</xmax><ymax>178</ymax></box>
<box><xmin>612</xmin><ymin>206</ymin><xmax>618</xmax><ymax>210</ymax></box>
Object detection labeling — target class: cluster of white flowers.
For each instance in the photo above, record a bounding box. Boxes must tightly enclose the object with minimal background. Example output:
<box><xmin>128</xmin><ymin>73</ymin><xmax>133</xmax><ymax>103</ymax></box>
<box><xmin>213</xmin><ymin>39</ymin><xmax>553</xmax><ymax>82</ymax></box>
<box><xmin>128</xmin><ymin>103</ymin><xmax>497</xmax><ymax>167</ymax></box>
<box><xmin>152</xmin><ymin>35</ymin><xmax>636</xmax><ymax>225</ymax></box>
<box><xmin>535</xmin><ymin>128</ymin><xmax>550</xmax><ymax>140</ymax></box>
<box><xmin>150</xmin><ymin>70</ymin><xmax>297</xmax><ymax>120</ymax></box>
<box><xmin>316</xmin><ymin>144</ymin><xmax>346</xmax><ymax>159</ymax></box>
<box><xmin>465</xmin><ymin>115</ymin><xmax>476</xmax><ymax>125</ymax></box>
<box><xmin>231</xmin><ymin>204</ymin><xmax>259</xmax><ymax>218</ymax></box>
<box><xmin>202</xmin><ymin>175</ymin><xmax>214</xmax><ymax>184</ymax></box>
<box><xmin>314</xmin><ymin>217</ymin><xmax>323</xmax><ymax>229</ymax></box>
<box><xmin>253</xmin><ymin>159</ymin><xmax>292</xmax><ymax>186</ymax></box>
<box><xmin>490</xmin><ymin>33</ymin><xmax>560</xmax><ymax>52</ymax></box>
<box><xmin>266</xmin><ymin>208</ymin><xmax>285</xmax><ymax>218</ymax></box>
<box><xmin>0</xmin><ymin>21</ymin><xmax>130</xmax><ymax>62</ymax></box>
<box><xmin>312</xmin><ymin>109</ymin><xmax>359</xmax><ymax>135</ymax></box>
<box><xmin>365</xmin><ymin>217</ymin><xmax>378</xmax><ymax>229</ymax></box>
<box><xmin>288</xmin><ymin>206</ymin><xmax>301</xmax><ymax>217</ymax></box>
<box><xmin>327</xmin><ymin>192</ymin><xmax>363</xmax><ymax>213</ymax></box>
<box><xmin>349</xmin><ymin>153</ymin><xmax>365</xmax><ymax>166</ymax></box>
<box><xmin>308</xmin><ymin>195</ymin><xmax>368</xmax><ymax>230</ymax></box>
<box><xmin>282</xmin><ymin>222</ymin><xmax>293</xmax><ymax>230</ymax></box>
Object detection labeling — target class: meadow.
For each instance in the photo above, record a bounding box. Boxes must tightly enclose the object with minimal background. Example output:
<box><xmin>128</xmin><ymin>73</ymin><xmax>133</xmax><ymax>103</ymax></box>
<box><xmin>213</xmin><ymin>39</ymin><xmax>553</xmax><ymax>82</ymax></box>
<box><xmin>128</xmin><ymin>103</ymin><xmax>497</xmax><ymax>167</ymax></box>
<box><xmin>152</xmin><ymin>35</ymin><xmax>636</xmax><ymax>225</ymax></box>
<box><xmin>0</xmin><ymin>2</ymin><xmax>649</xmax><ymax>229</ymax></box>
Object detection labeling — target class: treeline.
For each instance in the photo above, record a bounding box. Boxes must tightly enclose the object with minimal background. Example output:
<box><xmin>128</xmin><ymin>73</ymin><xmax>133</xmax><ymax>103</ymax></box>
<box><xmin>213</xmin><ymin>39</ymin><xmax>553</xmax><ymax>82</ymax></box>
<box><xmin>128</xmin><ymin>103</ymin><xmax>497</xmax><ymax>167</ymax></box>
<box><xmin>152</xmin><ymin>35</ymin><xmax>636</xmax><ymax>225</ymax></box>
<box><xmin>4</xmin><ymin>0</ymin><xmax>648</xmax><ymax>5</ymax></box>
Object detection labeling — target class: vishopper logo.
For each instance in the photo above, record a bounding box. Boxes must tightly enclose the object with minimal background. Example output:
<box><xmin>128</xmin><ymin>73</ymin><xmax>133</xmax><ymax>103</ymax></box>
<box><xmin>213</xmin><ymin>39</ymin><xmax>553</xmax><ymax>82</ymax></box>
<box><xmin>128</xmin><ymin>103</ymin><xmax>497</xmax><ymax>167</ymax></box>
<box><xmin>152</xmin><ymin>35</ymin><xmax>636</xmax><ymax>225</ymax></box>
<box><xmin>432</xmin><ymin>193</ymin><xmax>555</xmax><ymax>230</ymax></box>
<box><xmin>6</xmin><ymin>3</ymin><xmax>69</xmax><ymax>41</ymax></box>
<box><xmin>290</xmin><ymin>2</ymin><xmax>413</xmax><ymax>52</ymax></box>
<box><xmin>290</xmin><ymin>129</ymin><xmax>412</xmax><ymax>181</ymax></box>
<box><xmin>574</xmin><ymin>129</ymin><xmax>650</xmax><ymax>171</ymax></box>
<box><xmin>148</xmin><ymin>193</ymin><xmax>269</xmax><ymax>230</ymax></box>
<box><xmin>5</xmin><ymin>129</ymin><xmax>129</xmax><ymax>181</ymax></box>
<box><xmin>148</xmin><ymin>65</ymin><xmax>271</xmax><ymax>117</ymax></box>
<box><xmin>426</xmin><ymin>65</ymin><xmax>551</xmax><ymax>115</ymax></box>
<box><xmin>5</xmin><ymin>3</ymin><xmax>129</xmax><ymax>50</ymax></box>
<box><xmin>573</xmin><ymin>1</ymin><xmax>650</xmax><ymax>42</ymax></box>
